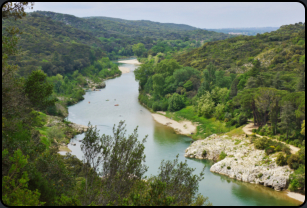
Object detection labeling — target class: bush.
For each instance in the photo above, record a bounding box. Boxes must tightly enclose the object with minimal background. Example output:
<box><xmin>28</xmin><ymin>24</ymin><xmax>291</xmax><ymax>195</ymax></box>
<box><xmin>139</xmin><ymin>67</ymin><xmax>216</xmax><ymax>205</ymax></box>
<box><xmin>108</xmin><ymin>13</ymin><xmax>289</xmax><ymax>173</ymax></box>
<box><xmin>219</xmin><ymin>151</ymin><xmax>227</xmax><ymax>161</ymax></box>
<box><xmin>254</xmin><ymin>137</ymin><xmax>267</xmax><ymax>150</ymax></box>
<box><xmin>47</xmin><ymin>126</ymin><xmax>65</xmax><ymax>142</ymax></box>
<box><xmin>276</xmin><ymin>153</ymin><xmax>287</xmax><ymax>166</ymax></box>
<box><xmin>282</xmin><ymin>145</ymin><xmax>291</xmax><ymax>155</ymax></box>
<box><xmin>257</xmin><ymin>173</ymin><xmax>263</xmax><ymax>178</ymax></box>
<box><xmin>265</xmin><ymin>146</ymin><xmax>275</xmax><ymax>155</ymax></box>
<box><xmin>227</xmin><ymin>166</ymin><xmax>231</xmax><ymax>170</ymax></box>
<box><xmin>152</xmin><ymin>102</ymin><xmax>161</xmax><ymax>111</ymax></box>
<box><xmin>289</xmin><ymin>165</ymin><xmax>305</xmax><ymax>192</ymax></box>
<box><xmin>202</xmin><ymin>150</ymin><xmax>207</xmax><ymax>157</ymax></box>
<box><xmin>168</xmin><ymin>93</ymin><xmax>185</xmax><ymax>112</ymax></box>
<box><xmin>287</xmin><ymin>154</ymin><xmax>300</xmax><ymax>170</ymax></box>
<box><xmin>275</xmin><ymin>145</ymin><xmax>282</xmax><ymax>152</ymax></box>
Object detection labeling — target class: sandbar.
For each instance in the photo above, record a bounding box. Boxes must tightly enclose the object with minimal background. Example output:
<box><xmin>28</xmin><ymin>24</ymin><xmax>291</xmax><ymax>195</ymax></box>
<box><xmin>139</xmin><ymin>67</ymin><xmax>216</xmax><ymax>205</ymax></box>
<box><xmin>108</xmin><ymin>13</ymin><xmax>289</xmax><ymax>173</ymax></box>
<box><xmin>118</xmin><ymin>66</ymin><xmax>130</xmax><ymax>74</ymax></box>
<box><xmin>118</xmin><ymin>59</ymin><xmax>141</xmax><ymax>65</ymax></box>
<box><xmin>151</xmin><ymin>113</ymin><xmax>197</xmax><ymax>136</ymax></box>
<box><xmin>287</xmin><ymin>191</ymin><xmax>305</xmax><ymax>203</ymax></box>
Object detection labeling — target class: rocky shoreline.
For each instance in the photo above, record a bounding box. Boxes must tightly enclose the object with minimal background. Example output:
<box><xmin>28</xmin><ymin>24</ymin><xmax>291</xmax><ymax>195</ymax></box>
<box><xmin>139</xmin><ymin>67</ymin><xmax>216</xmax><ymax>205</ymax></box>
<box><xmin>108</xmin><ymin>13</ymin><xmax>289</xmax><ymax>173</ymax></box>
<box><xmin>184</xmin><ymin>134</ymin><xmax>293</xmax><ymax>191</ymax></box>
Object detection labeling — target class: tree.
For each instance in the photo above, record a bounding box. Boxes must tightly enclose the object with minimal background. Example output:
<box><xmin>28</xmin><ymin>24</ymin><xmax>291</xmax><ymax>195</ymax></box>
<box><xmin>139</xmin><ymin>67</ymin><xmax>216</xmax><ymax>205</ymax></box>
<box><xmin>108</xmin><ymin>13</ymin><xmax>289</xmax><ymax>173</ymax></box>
<box><xmin>197</xmin><ymin>91</ymin><xmax>215</xmax><ymax>118</ymax></box>
<box><xmin>183</xmin><ymin>80</ymin><xmax>193</xmax><ymax>91</ymax></box>
<box><xmin>168</xmin><ymin>93</ymin><xmax>185</xmax><ymax>112</ymax></box>
<box><xmin>152</xmin><ymin>74</ymin><xmax>165</xmax><ymax>96</ymax></box>
<box><xmin>229</xmin><ymin>77</ymin><xmax>239</xmax><ymax>98</ymax></box>
<box><xmin>24</xmin><ymin>70</ymin><xmax>56</xmax><ymax>110</ymax></box>
<box><xmin>80</xmin><ymin>121</ymin><xmax>148</xmax><ymax>205</ymax></box>
<box><xmin>280</xmin><ymin>101</ymin><xmax>296</xmax><ymax>140</ymax></box>
<box><xmin>132</xmin><ymin>43</ymin><xmax>146</xmax><ymax>57</ymax></box>
<box><xmin>2</xmin><ymin>149</ymin><xmax>45</xmax><ymax>206</ymax></box>
<box><xmin>2</xmin><ymin>2</ymin><xmax>34</xmax><ymax>20</ymax></box>
<box><xmin>245</xmin><ymin>77</ymin><xmax>258</xmax><ymax>89</ymax></box>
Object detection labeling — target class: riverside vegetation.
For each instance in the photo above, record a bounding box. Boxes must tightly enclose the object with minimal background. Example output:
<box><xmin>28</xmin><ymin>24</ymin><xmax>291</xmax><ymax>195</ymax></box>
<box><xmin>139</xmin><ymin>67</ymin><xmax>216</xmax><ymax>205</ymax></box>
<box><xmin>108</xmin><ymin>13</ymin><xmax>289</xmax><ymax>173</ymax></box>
<box><xmin>134</xmin><ymin>22</ymin><xmax>305</xmax><ymax>194</ymax></box>
<box><xmin>2</xmin><ymin>3</ymin><xmax>215</xmax><ymax>206</ymax></box>
<box><xmin>2</xmin><ymin>2</ymin><xmax>304</xmax><ymax>205</ymax></box>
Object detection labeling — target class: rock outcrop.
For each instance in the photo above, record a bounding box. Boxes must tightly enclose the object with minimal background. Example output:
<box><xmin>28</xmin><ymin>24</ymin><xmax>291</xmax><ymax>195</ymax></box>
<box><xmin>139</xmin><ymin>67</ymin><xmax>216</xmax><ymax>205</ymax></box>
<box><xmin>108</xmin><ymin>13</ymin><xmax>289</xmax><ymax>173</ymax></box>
<box><xmin>68</xmin><ymin>123</ymin><xmax>88</xmax><ymax>133</ymax></box>
<box><xmin>184</xmin><ymin>134</ymin><xmax>293</xmax><ymax>191</ymax></box>
<box><xmin>95</xmin><ymin>82</ymin><xmax>106</xmax><ymax>89</ymax></box>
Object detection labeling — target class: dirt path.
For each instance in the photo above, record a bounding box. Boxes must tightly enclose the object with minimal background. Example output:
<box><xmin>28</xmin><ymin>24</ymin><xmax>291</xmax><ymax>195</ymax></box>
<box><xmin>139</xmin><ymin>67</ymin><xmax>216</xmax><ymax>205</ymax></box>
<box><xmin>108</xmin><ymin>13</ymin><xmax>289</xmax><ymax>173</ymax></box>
<box><xmin>243</xmin><ymin>123</ymin><xmax>300</xmax><ymax>154</ymax></box>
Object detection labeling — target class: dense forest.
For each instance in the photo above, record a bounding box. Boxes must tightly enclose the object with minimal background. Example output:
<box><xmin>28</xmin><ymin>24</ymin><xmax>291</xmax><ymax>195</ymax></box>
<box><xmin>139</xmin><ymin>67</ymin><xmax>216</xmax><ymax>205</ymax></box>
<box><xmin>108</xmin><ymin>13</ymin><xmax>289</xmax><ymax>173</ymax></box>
<box><xmin>32</xmin><ymin>11</ymin><xmax>235</xmax><ymax>59</ymax></box>
<box><xmin>134</xmin><ymin>22</ymin><xmax>305</xmax><ymax>192</ymax></box>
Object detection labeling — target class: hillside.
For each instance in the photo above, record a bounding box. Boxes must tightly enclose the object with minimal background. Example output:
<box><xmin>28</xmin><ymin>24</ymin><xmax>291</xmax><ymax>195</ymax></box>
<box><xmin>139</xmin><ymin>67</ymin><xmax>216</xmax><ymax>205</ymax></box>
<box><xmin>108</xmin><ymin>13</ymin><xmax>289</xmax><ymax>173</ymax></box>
<box><xmin>2</xmin><ymin>13</ymin><xmax>105</xmax><ymax>76</ymax></box>
<box><xmin>31</xmin><ymin>11</ymin><xmax>234</xmax><ymax>59</ymax></box>
<box><xmin>177</xmin><ymin>23</ymin><xmax>305</xmax><ymax>74</ymax></box>
<box><xmin>83</xmin><ymin>16</ymin><xmax>197</xmax><ymax>31</ymax></box>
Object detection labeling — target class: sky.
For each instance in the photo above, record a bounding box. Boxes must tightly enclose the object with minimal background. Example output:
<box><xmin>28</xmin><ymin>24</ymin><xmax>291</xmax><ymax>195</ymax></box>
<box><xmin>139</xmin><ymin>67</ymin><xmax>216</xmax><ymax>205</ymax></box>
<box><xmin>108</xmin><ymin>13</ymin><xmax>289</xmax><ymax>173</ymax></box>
<box><xmin>27</xmin><ymin>2</ymin><xmax>305</xmax><ymax>29</ymax></box>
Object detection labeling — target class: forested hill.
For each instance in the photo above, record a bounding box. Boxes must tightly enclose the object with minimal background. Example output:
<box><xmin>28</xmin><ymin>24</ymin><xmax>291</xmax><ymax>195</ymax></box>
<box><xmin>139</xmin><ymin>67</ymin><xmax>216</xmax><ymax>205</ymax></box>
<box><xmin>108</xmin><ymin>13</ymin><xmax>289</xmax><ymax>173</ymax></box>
<box><xmin>33</xmin><ymin>11</ymin><xmax>234</xmax><ymax>43</ymax></box>
<box><xmin>2</xmin><ymin>13</ymin><xmax>105</xmax><ymax>76</ymax></box>
<box><xmin>176</xmin><ymin>23</ymin><xmax>305</xmax><ymax>74</ymax></box>
<box><xmin>83</xmin><ymin>16</ymin><xmax>198</xmax><ymax>31</ymax></box>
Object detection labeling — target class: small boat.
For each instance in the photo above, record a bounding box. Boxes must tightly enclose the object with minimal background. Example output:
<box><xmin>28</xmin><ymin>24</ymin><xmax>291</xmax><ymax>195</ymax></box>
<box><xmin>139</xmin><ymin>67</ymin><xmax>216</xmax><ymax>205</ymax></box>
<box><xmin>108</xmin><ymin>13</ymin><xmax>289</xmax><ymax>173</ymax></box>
<box><xmin>89</xmin><ymin>101</ymin><xmax>90</xmax><ymax>103</ymax></box>
<box><xmin>106</xmin><ymin>99</ymin><xmax>109</xmax><ymax>101</ymax></box>
<box><xmin>114</xmin><ymin>104</ymin><xmax>119</xmax><ymax>106</ymax></box>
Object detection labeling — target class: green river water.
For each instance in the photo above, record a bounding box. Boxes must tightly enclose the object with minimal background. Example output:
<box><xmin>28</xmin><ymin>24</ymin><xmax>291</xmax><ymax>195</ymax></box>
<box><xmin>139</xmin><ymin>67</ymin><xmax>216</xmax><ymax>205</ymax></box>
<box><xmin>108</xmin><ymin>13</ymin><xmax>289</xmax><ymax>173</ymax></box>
<box><xmin>65</xmin><ymin>59</ymin><xmax>301</xmax><ymax>206</ymax></box>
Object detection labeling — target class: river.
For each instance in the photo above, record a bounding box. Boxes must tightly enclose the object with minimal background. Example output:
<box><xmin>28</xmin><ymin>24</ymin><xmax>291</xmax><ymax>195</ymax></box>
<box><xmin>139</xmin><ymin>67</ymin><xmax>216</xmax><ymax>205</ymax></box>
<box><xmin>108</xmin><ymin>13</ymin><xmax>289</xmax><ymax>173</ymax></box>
<box><xmin>65</xmin><ymin>59</ymin><xmax>300</xmax><ymax>206</ymax></box>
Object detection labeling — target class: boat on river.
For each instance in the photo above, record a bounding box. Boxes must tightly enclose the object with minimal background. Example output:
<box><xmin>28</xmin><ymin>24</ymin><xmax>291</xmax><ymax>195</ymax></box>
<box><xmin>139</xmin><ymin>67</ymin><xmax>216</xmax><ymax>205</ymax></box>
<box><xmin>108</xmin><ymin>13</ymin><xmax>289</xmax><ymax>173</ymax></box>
<box><xmin>114</xmin><ymin>104</ymin><xmax>119</xmax><ymax>106</ymax></box>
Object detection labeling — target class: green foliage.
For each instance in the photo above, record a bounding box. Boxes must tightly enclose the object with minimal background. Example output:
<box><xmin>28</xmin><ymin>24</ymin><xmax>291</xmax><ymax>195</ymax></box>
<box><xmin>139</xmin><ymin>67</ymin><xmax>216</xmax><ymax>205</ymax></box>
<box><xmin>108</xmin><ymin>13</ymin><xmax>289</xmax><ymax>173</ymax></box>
<box><xmin>197</xmin><ymin>91</ymin><xmax>215</xmax><ymax>118</ymax></box>
<box><xmin>289</xmin><ymin>164</ymin><xmax>305</xmax><ymax>193</ymax></box>
<box><xmin>265</xmin><ymin>146</ymin><xmax>275</xmax><ymax>155</ymax></box>
<box><xmin>287</xmin><ymin>154</ymin><xmax>301</xmax><ymax>170</ymax></box>
<box><xmin>254</xmin><ymin>137</ymin><xmax>267</xmax><ymax>150</ymax></box>
<box><xmin>2</xmin><ymin>149</ymin><xmax>45</xmax><ymax>206</ymax></box>
<box><xmin>276</xmin><ymin>153</ymin><xmax>287</xmax><ymax>166</ymax></box>
<box><xmin>218</xmin><ymin>151</ymin><xmax>227</xmax><ymax>161</ymax></box>
<box><xmin>202</xmin><ymin>150</ymin><xmax>207</xmax><ymax>157</ymax></box>
<box><xmin>46</xmin><ymin>125</ymin><xmax>65</xmax><ymax>142</ymax></box>
<box><xmin>24</xmin><ymin>70</ymin><xmax>56</xmax><ymax>110</ymax></box>
<box><xmin>168</xmin><ymin>93</ymin><xmax>185</xmax><ymax>112</ymax></box>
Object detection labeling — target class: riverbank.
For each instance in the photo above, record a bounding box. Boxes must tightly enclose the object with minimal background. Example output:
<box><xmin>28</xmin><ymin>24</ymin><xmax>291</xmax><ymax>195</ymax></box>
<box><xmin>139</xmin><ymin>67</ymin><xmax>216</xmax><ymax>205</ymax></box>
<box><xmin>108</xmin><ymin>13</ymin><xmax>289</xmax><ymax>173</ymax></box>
<box><xmin>185</xmin><ymin>134</ymin><xmax>292</xmax><ymax>191</ymax></box>
<box><xmin>287</xmin><ymin>191</ymin><xmax>305</xmax><ymax>203</ymax></box>
<box><xmin>151</xmin><ymin>113</ymin><xmax>197</xmax><ymax>136</ymax></box>
<box><xmin>118</xmin><ymin>66</ymin><xmax>130</xmax><ymax>73</ymax></box>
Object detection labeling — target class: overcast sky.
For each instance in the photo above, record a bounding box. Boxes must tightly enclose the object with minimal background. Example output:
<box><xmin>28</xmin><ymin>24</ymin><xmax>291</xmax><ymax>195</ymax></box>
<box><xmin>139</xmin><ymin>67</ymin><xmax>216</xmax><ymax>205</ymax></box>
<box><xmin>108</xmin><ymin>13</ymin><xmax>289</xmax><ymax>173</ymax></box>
<box><xmin>28</xmin><ymin>2</ymin><xmax>305</xmax><ymax>29</ymax></box>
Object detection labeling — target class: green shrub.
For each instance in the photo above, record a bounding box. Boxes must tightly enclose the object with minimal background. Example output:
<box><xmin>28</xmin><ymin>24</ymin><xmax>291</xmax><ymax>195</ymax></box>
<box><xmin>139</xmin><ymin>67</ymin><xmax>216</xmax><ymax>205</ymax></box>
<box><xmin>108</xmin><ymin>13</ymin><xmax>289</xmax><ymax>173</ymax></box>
<box><xmin>265</xmin><ymin>146</ymin><xmax>275</xmax><ymax>155</ymax></box>
<box><xmin>168</xmin><ymin>93</ymin><xmax>185</xmax><ymax>112</ymax></box>
<box><xmin>276</xmin><ymin>153</ymin><xmax>286</xmax><ymax>166</ymax></box>
<box><xmin>47</xmin><ymin>126</ymin><xmax>65</xmax><ymax>142</ymax></box>
<box><xmin>287</xmin><ymin>154</ymin><xmax>300</xmax><ymax>170</ymax></box>
<box><xmin>254</xmin><ymin>137</ymin><xmax>267</xmax><ymax>150</ymax></box>
<box><xmin>219</xmin><ymin>151</ymin><xmax>227</xmax><ymax>161</ymax></box>
<box><xmin>282</xmin><ymin>145</ymin><xmax>291</xmax><ymax>155</ymax></box>
<box><xmin>257</xmin><ymin>173</ymin><xmax>263</xmax><ymax>178</ymax></box>
<box><xmin>152</xmin><ymin>102</ymin><xmax>161</xmax><ymax>111</ymax></box>
<box><xmin>275</xmin><ymin>145</ymin><xmax>282</xmax><ymax>152</ymax></box>
<box><xmin>227</xmin><ymin>166</ymin><xmax>231</xmax><ymax>170</ymax></box>
<box><xmin>289</xmin><ymin>165</ymin><xmax>305</xmax><ymax>192</ymax></box>
<box><xmin>202</xmin><ymin>150</ymin><xmax>207</xmax><ymax>157</ymax></box>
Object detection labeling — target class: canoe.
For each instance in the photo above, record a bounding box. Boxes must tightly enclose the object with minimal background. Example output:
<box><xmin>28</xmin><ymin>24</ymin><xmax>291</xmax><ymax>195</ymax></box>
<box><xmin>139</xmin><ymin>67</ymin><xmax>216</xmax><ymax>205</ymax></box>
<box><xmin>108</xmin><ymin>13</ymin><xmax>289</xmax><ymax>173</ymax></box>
<box><xmin>114</xmin><ymin>104</ymin><xmax>119</xmax><ymax>106</ymax></box>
